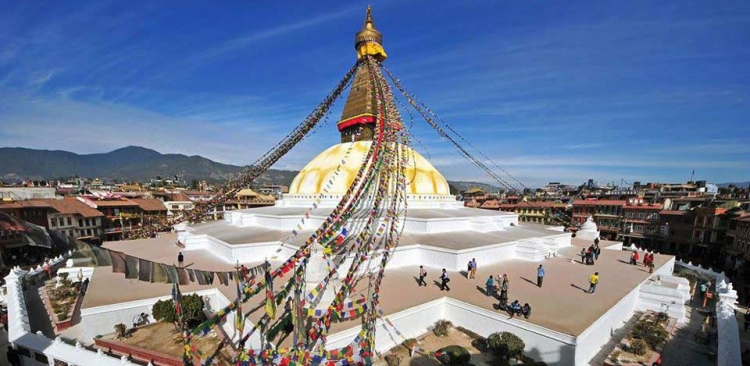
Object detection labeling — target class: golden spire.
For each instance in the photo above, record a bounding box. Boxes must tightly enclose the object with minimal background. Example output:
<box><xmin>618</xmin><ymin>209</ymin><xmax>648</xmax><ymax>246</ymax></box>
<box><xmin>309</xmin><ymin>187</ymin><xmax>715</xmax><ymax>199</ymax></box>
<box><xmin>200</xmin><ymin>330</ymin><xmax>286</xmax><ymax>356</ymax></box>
<box><xmin>355</xmin><ymin>5</ymin><xmax>387</xmax><ymax>62</ymax></box>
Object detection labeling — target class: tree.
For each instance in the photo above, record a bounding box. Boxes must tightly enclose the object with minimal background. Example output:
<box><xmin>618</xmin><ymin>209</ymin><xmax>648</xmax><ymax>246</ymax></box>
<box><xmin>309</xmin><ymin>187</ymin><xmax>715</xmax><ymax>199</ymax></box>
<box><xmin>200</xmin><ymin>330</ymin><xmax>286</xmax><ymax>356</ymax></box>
<box><xmin>151</xmin><ymin>294</ymin><xmax>206</xmax><ymax>326</ymax></box>
<box><xmin>191</xmin><ymin>179</ymin><xmax>200</xmax><ymax>189</ymax></box>
<box><xmin>487</xmin><ymin>332</ymin><xmax>525</xmax><ymax>360</ymax></box>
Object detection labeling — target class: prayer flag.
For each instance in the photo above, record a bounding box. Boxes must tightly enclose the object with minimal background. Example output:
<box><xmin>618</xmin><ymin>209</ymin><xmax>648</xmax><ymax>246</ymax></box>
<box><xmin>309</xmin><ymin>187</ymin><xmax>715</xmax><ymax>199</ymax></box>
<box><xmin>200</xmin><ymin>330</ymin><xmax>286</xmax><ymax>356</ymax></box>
<box><xmin>265</xmin><ymin>262</ymin><xmax>276</xmax><ymax>319</ymax></box>
<box><xmin>235</xmin><ymin>270</ymin><xmax>244</xmax><ymax>334</ymax></box>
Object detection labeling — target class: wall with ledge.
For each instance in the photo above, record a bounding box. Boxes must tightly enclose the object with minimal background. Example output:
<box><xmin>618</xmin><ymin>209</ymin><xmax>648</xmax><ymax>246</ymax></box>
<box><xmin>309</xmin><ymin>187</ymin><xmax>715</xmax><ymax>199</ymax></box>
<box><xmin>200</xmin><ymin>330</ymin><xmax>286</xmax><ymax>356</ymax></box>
<box><xmin>79</xmin><ymin>287</ymin><xmax>237</xmax><ymax>344</ymax></box>
<box><xmin>5</xmin><ymin>262</ymin><xmax>139</xmax><ymax>366</ymax></box>
<box><xmin>675</xmin><ymin>259</ymin><xmax>741</xmax><ymax>366</ymax></box>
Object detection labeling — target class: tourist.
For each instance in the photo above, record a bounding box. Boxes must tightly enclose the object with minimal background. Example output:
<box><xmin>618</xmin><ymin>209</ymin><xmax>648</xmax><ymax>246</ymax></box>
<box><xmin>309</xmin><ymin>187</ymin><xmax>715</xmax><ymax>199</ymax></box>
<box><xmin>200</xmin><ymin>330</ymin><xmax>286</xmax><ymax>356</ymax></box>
<box><xmin>1</xmin><ymin>308</ymin><xmax>7</xmax><ymax>331</ymax></box>
<box><xmin>178</xmin><ymin>252</ymin><xmax>184</xmax><ymax>267</ymax></box>
<box><xmin>588</xmin><ymin>272</ymin><xmax>599</xmax><ymax>294</ymax></box>
<box><xmin>648</xmin><ymin>261</ymin><xmax>655</xmax><ymax>274</ymax></box>
<box><xmin>440</xmin><ymin>269</ymin><xmax>450</xmax><ymax>291</ymax></box>
<box><xmin>485</xmin><ymin>275</ymin><xmax>494</xmax><ymax>296</ymax></box>
<box><xmin>418</xmin><ymin>265</ymin><xmax>427</xmax><ymax>287</ymax></box>
<box><xmin>593</xmin><ymin>242</ymin><xmax>601</xmax><ymax>260</ymax></box>
<box><xmin>580</xmin><ymin>247</ymin><xmax>587</xmax><ymax>264</ymax></box>
<box><xmin>493</xmin><ymin>274</ymin><xmax>502</xmax><ymax>295</ymax></box>
<box><xmin>699</xmin><ymin>281</ymin><xmax>708</xmax><ymax>302</ymax></box>
<box><xmin>587</xmin><ymin>244</ymin><xmax>595</xmax><ymax>265</ymax></box>
<box><xmin>469</xmin><ymin>258</ymin><xmax>477</xmax><ymax>279</ymax></box>
<box><xmin>508</xmin><ymin>300</ymin><xmax>522</xmax><ymax>318</ymax></box>
<box><xmin>537</xmin><ymin>264</ymin><xmax>545</xmax><ymax>288</ymax></box>
<box><xmin>522</xmin><ymin>303</ymin><xmax>531</xmax><ymax>318</ymax></box>
<box><xmin>43</xmin><ymin>261</ymin><xmax>51</xmax><ymax>279</ymax></box>
<box><xmin>500</xmin><ymin>275</ymin><xmax>509</xmax><ymax>307</ymax></box>
<box><xmin>7</xmin><ymin>346</ymin><xmax>21</xmax><ymax>366</ymax></box>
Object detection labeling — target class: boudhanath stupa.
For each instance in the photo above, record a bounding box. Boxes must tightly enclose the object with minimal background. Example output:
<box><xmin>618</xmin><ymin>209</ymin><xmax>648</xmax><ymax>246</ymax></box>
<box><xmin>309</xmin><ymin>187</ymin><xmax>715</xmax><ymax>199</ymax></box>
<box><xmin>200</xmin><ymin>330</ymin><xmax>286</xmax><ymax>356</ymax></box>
<box><xmin>5</xmin><ymin>8</ymin><xmax>689</xmax><ymax>366</ymax></box>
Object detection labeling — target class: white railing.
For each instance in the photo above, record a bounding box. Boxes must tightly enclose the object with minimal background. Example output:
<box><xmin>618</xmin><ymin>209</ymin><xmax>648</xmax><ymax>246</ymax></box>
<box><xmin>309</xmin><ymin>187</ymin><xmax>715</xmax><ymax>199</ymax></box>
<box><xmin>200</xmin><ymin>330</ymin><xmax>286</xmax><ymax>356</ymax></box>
<box><xmin>5</xmin><ymin>258</ymin><xmax>141</xmax><ymax>366</ymax></box>
<box><xmin>675</xmin><ymin>259</ymin><xmax>741</xmax><ymax>366</ymax></box>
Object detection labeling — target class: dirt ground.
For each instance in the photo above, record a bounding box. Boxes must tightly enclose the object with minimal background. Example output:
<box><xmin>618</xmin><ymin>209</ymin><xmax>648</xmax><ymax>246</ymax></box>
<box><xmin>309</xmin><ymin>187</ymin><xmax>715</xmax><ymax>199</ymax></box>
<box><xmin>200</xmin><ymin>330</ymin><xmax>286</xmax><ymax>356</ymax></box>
<box><xmin>103</xmin><ymin>321</ymin><xmax>233</xmax><ymax>363</ymax></box>
<box><xmin>374</xmin><ymin>328</ymin><xmax>494</xmax><ymax>366</ymax></box>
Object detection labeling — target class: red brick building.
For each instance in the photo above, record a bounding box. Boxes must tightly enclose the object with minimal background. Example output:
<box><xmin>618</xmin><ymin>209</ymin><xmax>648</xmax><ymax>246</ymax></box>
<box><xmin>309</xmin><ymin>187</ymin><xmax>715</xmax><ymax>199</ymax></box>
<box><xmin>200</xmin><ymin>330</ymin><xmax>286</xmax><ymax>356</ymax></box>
<box><xmin>619</xmin><ymin>199</ymin><xmax>662</xmax><ymax>247</ymax></box>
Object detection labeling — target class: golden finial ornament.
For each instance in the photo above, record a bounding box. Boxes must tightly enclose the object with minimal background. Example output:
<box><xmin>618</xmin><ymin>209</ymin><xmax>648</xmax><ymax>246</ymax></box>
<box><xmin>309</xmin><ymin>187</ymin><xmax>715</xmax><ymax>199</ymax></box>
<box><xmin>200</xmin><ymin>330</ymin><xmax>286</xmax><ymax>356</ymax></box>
<box><xmin>355</xmin><ymin>5</ymin><xmax>387</xmax><ymax>61</ymax></box>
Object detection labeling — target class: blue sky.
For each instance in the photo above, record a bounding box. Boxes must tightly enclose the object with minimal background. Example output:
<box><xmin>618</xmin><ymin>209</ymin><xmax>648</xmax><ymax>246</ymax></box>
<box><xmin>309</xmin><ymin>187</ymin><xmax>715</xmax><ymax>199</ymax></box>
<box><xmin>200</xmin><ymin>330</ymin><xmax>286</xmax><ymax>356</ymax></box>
<box><xmin>1</xmin><ymin>1</ymin><xmax>748</xmax><ymax>187</ymax></box>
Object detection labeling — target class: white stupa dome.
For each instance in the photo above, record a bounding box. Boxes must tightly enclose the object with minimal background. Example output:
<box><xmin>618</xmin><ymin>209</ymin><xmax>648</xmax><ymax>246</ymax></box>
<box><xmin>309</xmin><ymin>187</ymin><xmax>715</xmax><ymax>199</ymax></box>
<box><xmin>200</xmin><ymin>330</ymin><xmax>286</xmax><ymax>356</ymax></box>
<box><xmin>288</xmin><ymin>141</ymin><xmax>450</xmax><ymax>196</ymax></box>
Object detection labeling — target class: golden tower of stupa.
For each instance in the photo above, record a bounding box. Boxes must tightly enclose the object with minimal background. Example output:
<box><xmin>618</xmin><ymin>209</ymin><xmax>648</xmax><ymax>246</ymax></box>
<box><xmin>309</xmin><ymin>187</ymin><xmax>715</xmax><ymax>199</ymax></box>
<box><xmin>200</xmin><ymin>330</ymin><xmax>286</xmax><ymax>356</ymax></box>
<box><xmin>288</xmin><ymin>7</ymin><xmax>451</xmax><ymax>197</ymax></box>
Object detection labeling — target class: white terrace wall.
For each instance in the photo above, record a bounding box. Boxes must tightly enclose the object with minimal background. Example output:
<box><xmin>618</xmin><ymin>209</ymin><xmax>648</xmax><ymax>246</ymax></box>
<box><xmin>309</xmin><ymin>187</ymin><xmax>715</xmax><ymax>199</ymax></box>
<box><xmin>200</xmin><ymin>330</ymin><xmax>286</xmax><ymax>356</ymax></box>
<box><xmin>79</xmin><ymin>288</ymin><xmax>237</xmax><ymax>343</ymax></box>
<box><xmin>5</xmin><ymin>264</ymin><xmax>138</xmax><ymax>366</ymax></box>
<box><xmin>675</xmin><ymin>259</ymin><xmax>742</xmax><ymax>366</ymax></box>
<box><xmin>575</xmin><ymin>283</ymin><xmax>641</xmax><ymax>365</ymax></box>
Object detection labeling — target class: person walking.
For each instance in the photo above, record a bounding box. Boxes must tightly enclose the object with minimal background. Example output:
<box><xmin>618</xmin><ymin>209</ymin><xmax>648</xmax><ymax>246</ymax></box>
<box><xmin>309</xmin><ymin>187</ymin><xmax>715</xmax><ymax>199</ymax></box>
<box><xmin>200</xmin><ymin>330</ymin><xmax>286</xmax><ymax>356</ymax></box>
<box><xmin>699</xmin><ymin>281</ymin><xmax>708</xmax><ymax>302</ymax></box>
<box><xmin>469</xmin><ymin>258</ymin><xmax>477</xmax><ymax>279</ymax></box>
<box><xmin>485</xmin><ymin>275</ymin><xmax>494</xmax><ymax>297</ymax></box>
<box><xmin>178</xmin><ymin>252</ymin><xmax>184</xmax><ymax>267</ymax></box>
<box><xmin>588</xmin><ymin>272</ymin><xmax>599</xmax><ymax>294</ymax></box>
<box><xmin>580</xmin><ymin>248</ymin><xmax>587</xmax><ymax>264</ymax></box>
<box><xmin>440</xmin><ymin>269</ymin><xmax>451</xmax><ymax>291</ymax></box>
<box><xmin>593</xmin><ymin>243</ymin><xmax>601</xmax><ymax>261</ymax></box>
<box><xmin>500</xmin><ymin>274</ymin><xmax>509</xmax><ymax>307</ymax></box>
<box><xmin>537</xmin><ymin>265</ymin><xmax>545</xmax><ymax>288</ymax></box>
<box><xmin>417</xmin><ymin>265</ymin><xmax>427</xmax><ymax>287</ymax></box>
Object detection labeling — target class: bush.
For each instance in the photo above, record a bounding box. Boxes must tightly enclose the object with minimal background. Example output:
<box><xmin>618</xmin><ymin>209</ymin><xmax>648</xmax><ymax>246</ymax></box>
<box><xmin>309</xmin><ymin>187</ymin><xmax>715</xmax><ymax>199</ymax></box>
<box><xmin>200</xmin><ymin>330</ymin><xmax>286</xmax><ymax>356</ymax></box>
<box><xmin>632</xmin><ymin>319</ymin><xmax>669</xmax><ymax>350</ymax></box>
<box><xmin>628</xmin><ymin>338</ymin><xmax>648</xmax><ymax>356</ymax></box>
<box><xmin>114</xmin><ymin>323</ymin><xmax>128</xmax><ymax>339</ymax></box>
<box><xmin>152</xmin><ymin>299</ymin><xmax>177</xmax><ymax>324</ymax></box>
<box><xmin>631</xmin><ymin>321</ymin><xmax>651</xmax><ymax>340</ymax></box>
<box><xmin>152</xmin><ymin>294</ymin><xmax>206</xmax><ymax>325</ymax></box>
<box><xmin>433</xmin><ymin>319</ymin><xmax>453</xmax><ymax>337</ymax></box>
<box><xmin>384</xmin><ymin>353</ymin><xmax>402</xmax><ymax>366</ymax></box>
<box><xmin>645</xmin><ymin>325</ymin><xmax>669</xmax><ymax>349</ymax></box>
<box><xmin>487</xmin><ymin>332</ymin><xmax>525</xmax><ymax>360</ymax></box>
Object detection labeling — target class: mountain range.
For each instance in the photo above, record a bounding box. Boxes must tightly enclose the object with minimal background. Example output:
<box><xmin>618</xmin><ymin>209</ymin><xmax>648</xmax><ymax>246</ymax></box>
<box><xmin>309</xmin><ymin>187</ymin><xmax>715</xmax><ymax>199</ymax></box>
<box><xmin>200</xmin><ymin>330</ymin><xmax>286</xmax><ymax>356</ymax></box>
<box><xmin>0</xmin><ymin>146</ymin><xmax>498</xmax><ymax>192</ymax></box>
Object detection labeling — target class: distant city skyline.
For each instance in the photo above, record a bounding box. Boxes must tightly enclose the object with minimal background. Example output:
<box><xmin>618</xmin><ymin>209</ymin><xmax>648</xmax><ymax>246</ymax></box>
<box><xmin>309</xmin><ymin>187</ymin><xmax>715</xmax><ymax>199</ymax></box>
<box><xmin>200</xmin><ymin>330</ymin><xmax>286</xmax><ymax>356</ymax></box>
<box><xmin>1</xmin><ymin>1</ymin><xmax>748</xmax><ymax>187</ymax></box>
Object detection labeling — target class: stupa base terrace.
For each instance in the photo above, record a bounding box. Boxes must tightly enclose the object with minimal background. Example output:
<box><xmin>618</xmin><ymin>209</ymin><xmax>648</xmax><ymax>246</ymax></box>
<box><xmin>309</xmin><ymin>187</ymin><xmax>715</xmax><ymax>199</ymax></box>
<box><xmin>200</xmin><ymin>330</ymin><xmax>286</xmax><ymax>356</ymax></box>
<box><xmin>176</xmin><ymin>204</ymin><xmax>571</xmax><ymax>269</ymax></box>
<box><xmin>59</xmin><ymin>233</ymin><xmax>681</xmax><ymax>366</ymax></box>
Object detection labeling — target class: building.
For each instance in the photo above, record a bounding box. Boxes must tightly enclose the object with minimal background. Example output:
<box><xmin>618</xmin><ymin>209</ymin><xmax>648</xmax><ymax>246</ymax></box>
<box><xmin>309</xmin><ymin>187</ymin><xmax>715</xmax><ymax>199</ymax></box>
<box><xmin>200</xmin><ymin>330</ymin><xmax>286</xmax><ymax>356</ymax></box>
<box><xmin>657</xmin><ymin>210</ymin><xmax>695</xmax><ymax>254</ymax></box>
<box><xmin>572</xmin><ymin>199</ymin><xmax>626</xmax><ymax>240</ymax></box>
<box><xmin>514</xmin><ymin>201</ymin><xmax>567</xmax><ymax>225</ymax></box>
<box><xmin>619</xmin><ymin>198</ymin><xmax>662</xmax><ymax>247</ymax></box>
<box><xmin>592</xmin><ymin>200</ymin><xmax>626</xmax><ymax>240</ymax></box>
<box><xmin>0</xmin><ymin>187</ymin><xmax>56</xmax><ymax>200</ymax></box>
<box><xmin>225</xmin><ymin>189</ymin><xmax>276</xmax><ymax>210</ymax></box>
<box><xmin>79</xmin><ymin>197</ymin><xmax>143</xmax><ymax>240</ymax></box>
<box><xmin>165</xmin><ymin>192</ymin><xmax>194</xmax><ymax>216</ymax></box>
<box><xmin>0</xmin><ymin>198</ymin><xmax>105</xmax><ymax>242</ymax></box>
<box><xmin>571</xmin><ymin>200</ymin><xmax>597</xmax><ymax>226</ymax></box>
<box><xmin>691</xmin><ymin>207</ymin><xmax>729</xmax><ymax>256</ymax></box>
<box><xmin>731</xmin><ymin>216</ymin><xmax>750</xmax><ymax>259</ymax></box>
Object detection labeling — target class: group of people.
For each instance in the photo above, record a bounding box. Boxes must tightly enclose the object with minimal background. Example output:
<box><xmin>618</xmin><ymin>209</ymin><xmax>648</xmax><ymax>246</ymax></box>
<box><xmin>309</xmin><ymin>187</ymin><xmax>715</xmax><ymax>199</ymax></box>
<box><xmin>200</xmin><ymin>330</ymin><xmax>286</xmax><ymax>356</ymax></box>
<box><xmin>629</xmin><ymin>250</ymin><xmax>656</xmax><ymax>272</ymax></box>
<box><xmin>580</xmin><ymin>241</ymin><xmax>601</xmax><ymax>265</ymax></box>
<box><xmin>507</xmin><ymin>300</ymin><xmax>532</xmax><ymax>319</ymax></box>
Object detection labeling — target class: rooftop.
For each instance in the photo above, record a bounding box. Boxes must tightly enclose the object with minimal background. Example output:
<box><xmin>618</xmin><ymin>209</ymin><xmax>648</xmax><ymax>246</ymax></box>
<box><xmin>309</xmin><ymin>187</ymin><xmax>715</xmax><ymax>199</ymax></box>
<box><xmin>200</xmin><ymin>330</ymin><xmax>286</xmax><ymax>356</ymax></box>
<box><xmin>84</xmin><ymin>235</ymin><xmax>672</xmax><ymax>338</ymax></box>
<box><xmin>131</xmin><ymin>198</ymin><xmax>168</xmax><ymax>212</ymax></box>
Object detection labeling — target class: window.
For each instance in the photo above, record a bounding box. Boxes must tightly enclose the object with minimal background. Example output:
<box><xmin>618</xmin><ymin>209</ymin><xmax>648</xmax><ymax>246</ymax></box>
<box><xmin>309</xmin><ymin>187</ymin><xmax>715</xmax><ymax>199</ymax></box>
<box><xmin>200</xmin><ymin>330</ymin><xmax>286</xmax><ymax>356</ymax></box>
<box><xmin>79</xmin><ymin>219</ymin><xmax>83</xmax><ymax>227</ymax></box>
<box><xmin>67</xmin><ymin>217</ymin><xmax>72</xmax><ymax>226</ymax></box>
<box><xmin>51</xmin><ymin>218</ymin><xmax>57</xmax><ymax>227</ymax></box>
<box><xmin>626</xmin><ymin>212</ymin><xmax>634</xmax><ymax>218</ymax></box>
<box><xmin>637</xmin><ymin>212</ymin><xmax>645</xmax><ymax>219</ymax></box>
